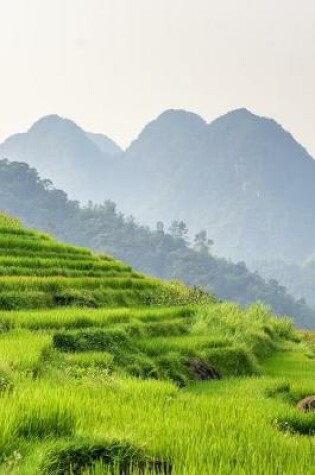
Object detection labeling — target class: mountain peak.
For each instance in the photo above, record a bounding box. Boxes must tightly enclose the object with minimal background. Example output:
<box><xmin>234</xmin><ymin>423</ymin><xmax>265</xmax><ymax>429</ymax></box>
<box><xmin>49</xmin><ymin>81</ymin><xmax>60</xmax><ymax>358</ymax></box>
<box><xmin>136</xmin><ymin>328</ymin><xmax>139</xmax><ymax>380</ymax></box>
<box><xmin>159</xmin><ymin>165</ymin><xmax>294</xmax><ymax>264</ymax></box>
<box><xmin>136</xmin><ymin>108</ymin><xmax>206</xmax><ymax>138</ymax></box>
<box><xmin>28</xmin><ymin>116</ymin><xmax>122</xmax><ymax>155</ymax></box>
<box><xmin>126</xmin><ymin>109</ymin><xmax>206</xmax><ymax>155</ymax></box>
<box><xmin>155</xmin><ymin>108</ymin><xmax>207</xmax><ymax>128</ymax></box>
<box><xmin>33</xmin><ymin>114</ymin><xmax>64</xmax><ymax>122</ymax></box>
<box><xmin>227</xmin><ymin>107</ymin><xmax>256</xmax><ymax>117</ymax></box>
<box><xmin>212</xmin><ymin>108</ymin><xmax>262</xmax><ymax>125</ymax></box>
<box><xmin>29</xmin><ymin>114</ymin><xmax>83</xmax><ymax>135</ymax></box>
<box><xmin>208</xmin><ymin>108</ymin><xmax>283</xmax><ymax>139</ymax></box>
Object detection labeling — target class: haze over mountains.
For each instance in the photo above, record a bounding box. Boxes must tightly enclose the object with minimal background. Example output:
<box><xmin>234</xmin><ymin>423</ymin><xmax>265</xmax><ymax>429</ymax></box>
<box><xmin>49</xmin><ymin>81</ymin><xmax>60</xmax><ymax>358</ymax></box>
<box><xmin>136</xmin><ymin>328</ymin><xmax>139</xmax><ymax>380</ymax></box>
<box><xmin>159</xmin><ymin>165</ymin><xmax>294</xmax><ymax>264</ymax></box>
<box><xmin>1</xmin><ymin>108</ymin><xmax>315</xmax><ymax>264</ymax></box>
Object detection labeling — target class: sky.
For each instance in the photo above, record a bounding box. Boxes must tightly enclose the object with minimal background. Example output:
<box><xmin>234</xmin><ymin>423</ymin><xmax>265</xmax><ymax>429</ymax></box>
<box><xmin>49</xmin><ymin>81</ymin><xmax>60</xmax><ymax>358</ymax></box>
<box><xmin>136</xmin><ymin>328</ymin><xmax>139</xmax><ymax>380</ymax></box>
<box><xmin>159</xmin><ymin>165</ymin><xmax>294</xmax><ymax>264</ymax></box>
<box><xmin>0</xmin><ymin>0</ymin><xmax>315</xmax><ymax>152</ymax></box>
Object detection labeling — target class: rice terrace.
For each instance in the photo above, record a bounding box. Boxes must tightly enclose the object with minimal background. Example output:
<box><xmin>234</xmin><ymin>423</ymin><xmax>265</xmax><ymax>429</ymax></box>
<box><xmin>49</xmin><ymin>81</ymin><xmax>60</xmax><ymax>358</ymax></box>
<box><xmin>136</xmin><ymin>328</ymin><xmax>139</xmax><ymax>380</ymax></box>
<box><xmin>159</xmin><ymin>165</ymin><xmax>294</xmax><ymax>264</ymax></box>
<box><xmin>0</xmin><ymin>212</ymin><xmax>311</xmax><ymax>474</ymax></box>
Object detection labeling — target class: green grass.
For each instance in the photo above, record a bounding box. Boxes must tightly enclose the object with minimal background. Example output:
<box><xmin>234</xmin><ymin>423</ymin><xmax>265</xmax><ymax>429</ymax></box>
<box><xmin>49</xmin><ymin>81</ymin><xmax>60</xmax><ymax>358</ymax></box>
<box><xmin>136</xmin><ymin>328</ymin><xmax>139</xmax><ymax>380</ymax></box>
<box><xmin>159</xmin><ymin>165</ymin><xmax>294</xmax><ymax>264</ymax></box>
<box><xmin>0</xmin><ymin>217</ymin><xmax>314</xmax><ymax>474</ymax></box>
<box><xmin>0</xmin><ymin>299</ymin><xmax>311</xmax><ymax>474</ymax></box>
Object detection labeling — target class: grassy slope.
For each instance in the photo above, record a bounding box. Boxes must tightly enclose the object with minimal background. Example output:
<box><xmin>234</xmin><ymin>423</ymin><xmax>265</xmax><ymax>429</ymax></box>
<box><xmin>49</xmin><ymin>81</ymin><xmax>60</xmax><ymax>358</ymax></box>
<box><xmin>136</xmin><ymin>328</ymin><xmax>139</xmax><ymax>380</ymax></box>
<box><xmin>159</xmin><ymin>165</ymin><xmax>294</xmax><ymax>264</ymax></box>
<box><xmin>0</xmin><ymin>213</ymin><xmax>314</xmax><ymax>474</ymax></box>
<box><xmin>0</xmin><ymin>214</ymin><xmax>194</xmax><ymax>311</ymax></box>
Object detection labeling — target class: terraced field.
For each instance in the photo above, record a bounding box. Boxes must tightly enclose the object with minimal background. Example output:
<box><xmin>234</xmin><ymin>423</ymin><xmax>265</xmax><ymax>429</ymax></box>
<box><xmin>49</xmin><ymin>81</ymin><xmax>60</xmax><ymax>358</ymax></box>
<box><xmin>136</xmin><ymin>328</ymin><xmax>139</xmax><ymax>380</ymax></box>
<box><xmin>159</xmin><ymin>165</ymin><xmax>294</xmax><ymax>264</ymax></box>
<box><xmin>0</xmin><ymin>215</ymin><xmax>190</xmax><ymax>310</ymax></box>
<box><xmin>0</xmin><ymin>213</ymin><xmax>314</xmax><ymax>474</ymax></box>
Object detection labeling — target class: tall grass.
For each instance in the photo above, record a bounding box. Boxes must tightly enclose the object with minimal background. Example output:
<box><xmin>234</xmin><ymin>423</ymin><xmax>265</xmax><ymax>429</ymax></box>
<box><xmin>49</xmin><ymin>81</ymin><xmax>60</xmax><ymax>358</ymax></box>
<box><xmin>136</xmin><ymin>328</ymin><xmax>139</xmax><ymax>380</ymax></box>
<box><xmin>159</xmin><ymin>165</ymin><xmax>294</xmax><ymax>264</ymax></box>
<box><xmin>0</xmin><ymin>350</ymin><xmax>314</xmax><ymax>474</ymax></box>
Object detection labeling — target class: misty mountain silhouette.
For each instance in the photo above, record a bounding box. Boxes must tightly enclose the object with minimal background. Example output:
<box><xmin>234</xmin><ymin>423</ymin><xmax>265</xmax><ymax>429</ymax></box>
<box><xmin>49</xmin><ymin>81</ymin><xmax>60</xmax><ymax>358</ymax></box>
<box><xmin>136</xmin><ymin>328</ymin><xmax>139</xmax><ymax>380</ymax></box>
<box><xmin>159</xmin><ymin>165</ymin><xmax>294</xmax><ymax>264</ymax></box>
<box><xmin>1</xmin><ymin>108</ymin><xmax>315</xmax><ymax>263</ymax></box>
<box><xmin>0</xmin><ymin>115</ymin><xmax>121</xmax><ymax>202</ymax></box>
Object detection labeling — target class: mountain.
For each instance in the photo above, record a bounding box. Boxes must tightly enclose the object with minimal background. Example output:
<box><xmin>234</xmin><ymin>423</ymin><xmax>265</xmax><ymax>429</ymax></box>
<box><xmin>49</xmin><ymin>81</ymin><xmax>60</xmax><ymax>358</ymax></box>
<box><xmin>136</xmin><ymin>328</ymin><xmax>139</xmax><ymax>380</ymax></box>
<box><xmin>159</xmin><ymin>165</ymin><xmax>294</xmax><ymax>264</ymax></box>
<box><xmin>2</xmin><ymin>108</ymin><xmax>315</xmax><ymax>264</ymax></box>
<box><xmin>0</xmin><ymin>115</ymin><xmax>122</xmax><ymax>203</ymax></box>
<box><xmin>121</xmin><ymin>108</ymin><xmax>315</xmax><ymax>263</ymax></box>
<box><xmin>0</xmin><ymin>158</ymin><xmax>314</xmax><ymax>328</ymax></box>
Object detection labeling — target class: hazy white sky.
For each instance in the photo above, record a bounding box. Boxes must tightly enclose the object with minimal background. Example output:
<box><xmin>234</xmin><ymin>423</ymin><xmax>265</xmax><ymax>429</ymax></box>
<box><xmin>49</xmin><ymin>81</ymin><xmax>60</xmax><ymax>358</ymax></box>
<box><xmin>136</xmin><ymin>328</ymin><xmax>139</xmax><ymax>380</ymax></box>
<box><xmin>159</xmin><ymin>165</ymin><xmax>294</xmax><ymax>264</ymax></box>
<box><xmin>0</xmin><ymin>0</ymin><xmax>315</xmax><ymax>152</ymax></box>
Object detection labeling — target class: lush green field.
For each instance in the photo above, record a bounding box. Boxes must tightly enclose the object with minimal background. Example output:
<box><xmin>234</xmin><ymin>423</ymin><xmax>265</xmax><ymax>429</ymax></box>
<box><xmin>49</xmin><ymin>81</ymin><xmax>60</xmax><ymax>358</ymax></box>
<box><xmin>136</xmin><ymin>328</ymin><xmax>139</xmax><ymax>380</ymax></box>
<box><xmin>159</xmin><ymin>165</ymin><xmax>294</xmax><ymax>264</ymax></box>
<box><xmin>0</xmin><ymin>213</ymin><xmax>314</xmax><ymax>474</ymax></box>
<box><xmin>0</xmin><ymin>305</ymin><xmax>313</xmax><ymax>474</ymax></box>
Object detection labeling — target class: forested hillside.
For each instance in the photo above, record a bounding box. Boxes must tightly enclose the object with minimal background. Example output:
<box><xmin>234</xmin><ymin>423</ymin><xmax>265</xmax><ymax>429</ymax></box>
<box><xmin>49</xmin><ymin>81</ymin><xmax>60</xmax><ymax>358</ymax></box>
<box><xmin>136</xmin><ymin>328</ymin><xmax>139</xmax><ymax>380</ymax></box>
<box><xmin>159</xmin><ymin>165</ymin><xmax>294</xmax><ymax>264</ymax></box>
<box><xmin>0</xmin><ymin>158</ymin><xmax>313</xmax><ymax>328</ymax></box>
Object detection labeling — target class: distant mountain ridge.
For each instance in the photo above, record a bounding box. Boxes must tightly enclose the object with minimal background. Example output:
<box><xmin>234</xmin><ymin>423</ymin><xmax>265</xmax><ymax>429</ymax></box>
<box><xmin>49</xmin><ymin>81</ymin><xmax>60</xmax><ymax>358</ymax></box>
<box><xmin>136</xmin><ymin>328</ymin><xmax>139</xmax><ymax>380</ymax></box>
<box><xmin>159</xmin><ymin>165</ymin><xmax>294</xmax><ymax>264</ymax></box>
<box><xmin>1</xmin><ymin>108</ymin><xmax>315</xmax><ymax>263</ymax></box>
<box><xmin>0</xmin><ymin>115</ymin><xmax>122</xmax><ymax>203</ymax></box>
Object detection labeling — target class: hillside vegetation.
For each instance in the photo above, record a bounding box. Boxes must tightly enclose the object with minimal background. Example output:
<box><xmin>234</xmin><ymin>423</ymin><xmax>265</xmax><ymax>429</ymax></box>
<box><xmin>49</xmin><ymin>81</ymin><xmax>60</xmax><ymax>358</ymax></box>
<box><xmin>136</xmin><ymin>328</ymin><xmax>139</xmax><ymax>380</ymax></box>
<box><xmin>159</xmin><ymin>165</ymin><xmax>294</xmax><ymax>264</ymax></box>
<box><xmin>0</xmin><ymin>159</ymin><xmax>314</xmax><ymax>328</ymax></box>
<box><xmin>0</xmin><ymin>215</ymin><xmax>313</xmax><ymax>473</ymax></box>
